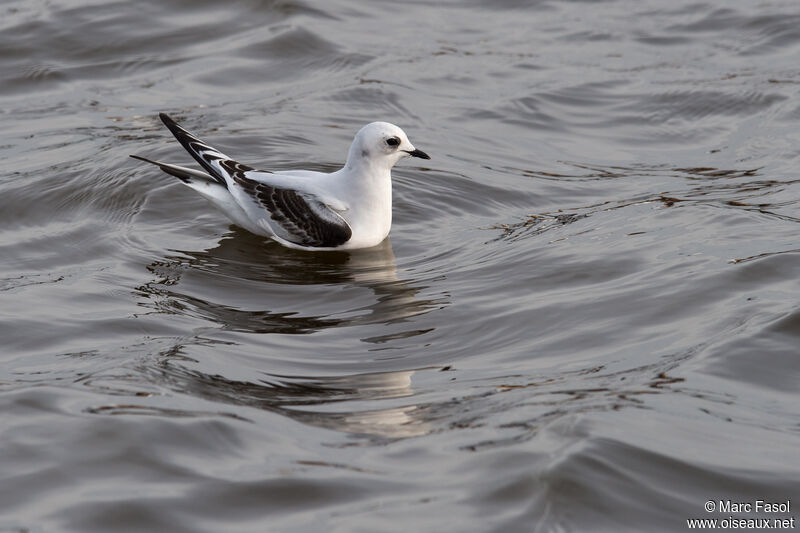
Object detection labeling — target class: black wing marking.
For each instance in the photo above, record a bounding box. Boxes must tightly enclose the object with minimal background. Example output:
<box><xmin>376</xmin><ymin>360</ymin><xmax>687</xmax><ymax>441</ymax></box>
<box><xmin>225</xmin><ymin>161</ymin><xmax>352</xmax><ymax>248</ymax></box>
<box><xmin>159</xmin><ymin>113</ymin><xmax>230</xmax><ymax>186</ymax></box>
<box><xmin>129</xmin><ymin>154</ymin><xmax>214</xmax><ymax>184</ymax></box>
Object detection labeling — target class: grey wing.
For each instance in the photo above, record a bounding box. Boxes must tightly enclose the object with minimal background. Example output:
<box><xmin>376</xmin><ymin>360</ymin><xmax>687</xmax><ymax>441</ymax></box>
<box><xmin>226</xmin><ymin>162</ymin><xmax>352</xmax><ymax>248</ymax></box>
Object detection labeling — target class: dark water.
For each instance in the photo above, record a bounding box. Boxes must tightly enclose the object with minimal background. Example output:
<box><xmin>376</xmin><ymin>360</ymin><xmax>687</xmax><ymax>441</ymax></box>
<box><xmin>1</xmin><ymin>0</ymin><xmax>799</xmax><ymax>531</ymax></box>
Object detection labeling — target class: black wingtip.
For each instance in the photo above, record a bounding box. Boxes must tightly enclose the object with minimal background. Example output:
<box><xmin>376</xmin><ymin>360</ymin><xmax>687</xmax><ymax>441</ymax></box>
<box><xmin>129</xmin><ymin>153</ymin><xmax>162</xmax><ymax>169</ymax></box>
<box><xmin>130</xmin><ymin>154</ymin><xmax>160</xmax><ymax>166</ymax></box>
<box><xmin>153</xmin><ymin>112</ymin><xmax>228</xmax><ymax>185</ymax></box>
<box><xmin>128</xmin><ymin>153</ymin><xmax>193</xmax><ymax>183</ymax></box>
<box><xmin>159</xmin><ymin>112</ymin><xmax>182</xmax><ymax>135</ymax></box>
<box><xmin>157</xmin><ymin>112</ymin><xmax>183</xmax><ymax>141</ymax></box>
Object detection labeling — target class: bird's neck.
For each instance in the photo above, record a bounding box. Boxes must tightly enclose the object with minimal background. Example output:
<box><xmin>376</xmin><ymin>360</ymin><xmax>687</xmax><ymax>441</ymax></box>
<box><xmin>341</xmin><ymin>162</ymin><xmax>392</xmax><ymax>200</ymax></box>
<box><xmin>339</xmin><ymin>154</ymin><xmax>393</xmax><ymax>219</ymax></box>
<box><xmin>342</xmin><ymin>148</ymin><xmax>393</xmax><ymax>185</ymax></box>
<box><xmin>340</xmin><ymin>145</ymin><xmax>395</xmax><ymax>222</ymax></box>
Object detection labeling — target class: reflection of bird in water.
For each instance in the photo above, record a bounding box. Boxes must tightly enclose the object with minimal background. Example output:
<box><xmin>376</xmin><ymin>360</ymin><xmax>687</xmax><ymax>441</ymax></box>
<box><xmin>123</xmin><ymin>350</ymin><xmax>433</xmax><ymax>439</ymax></box>
<box><xmin>261</xmin><ymin>369</ymin><xmax>429</xmax><ymax>439</ymax></box>
<box><xmin>124</xmin><ymin>232</ymin><xmax>448</xmax><ymax>438</ymax></box>
<box><xmin>136</xmin><ymin>229</ymin><xmax>444</xmax><ymax>340</ymax></box>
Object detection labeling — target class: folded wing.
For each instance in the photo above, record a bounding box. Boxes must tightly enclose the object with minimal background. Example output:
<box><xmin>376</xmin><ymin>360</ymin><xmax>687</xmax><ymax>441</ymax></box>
<box><xmin>154</xmin><ymin>113</ymin><xmax>352</xmax><ymax>248</ymax></box>
<box><xmin>223</xmin><ymin>161</ymin><xmax>352</xmax><ymax>248</ymax></box>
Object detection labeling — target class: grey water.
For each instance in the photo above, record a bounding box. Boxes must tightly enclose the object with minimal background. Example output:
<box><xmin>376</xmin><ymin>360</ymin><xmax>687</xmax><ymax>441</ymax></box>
<box><xmin>1</xmin><ymin>0</ymin><xmax>798</xmax><ymax>531</ymax></box>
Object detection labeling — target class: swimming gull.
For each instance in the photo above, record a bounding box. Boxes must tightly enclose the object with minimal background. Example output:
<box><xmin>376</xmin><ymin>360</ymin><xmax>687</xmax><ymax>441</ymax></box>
<box><xmin>130</xmin><ymin>113</ymin><xmax>430</xmax><ymax>251</ymax></box>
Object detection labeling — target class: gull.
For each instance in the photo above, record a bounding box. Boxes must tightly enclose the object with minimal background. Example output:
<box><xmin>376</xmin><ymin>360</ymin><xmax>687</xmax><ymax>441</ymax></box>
<box><xmin>130</xmin><ymin>113</ymin><xmax>430</xmax><ymax>251</ymax></box>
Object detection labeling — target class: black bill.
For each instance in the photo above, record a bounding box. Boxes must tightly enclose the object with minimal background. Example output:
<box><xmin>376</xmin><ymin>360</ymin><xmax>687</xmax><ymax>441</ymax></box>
<box><xmin>405</xmin><ymin>149</ymin><xmax>431</xmax><ymax>160</ymax></box>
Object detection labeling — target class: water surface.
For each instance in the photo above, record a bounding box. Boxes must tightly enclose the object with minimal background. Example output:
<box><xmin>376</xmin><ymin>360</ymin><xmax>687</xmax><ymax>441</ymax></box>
<box><xmin>1</xmin><ymin>0</ymin><xmax>799</xmax><ymax>531</ymax></box>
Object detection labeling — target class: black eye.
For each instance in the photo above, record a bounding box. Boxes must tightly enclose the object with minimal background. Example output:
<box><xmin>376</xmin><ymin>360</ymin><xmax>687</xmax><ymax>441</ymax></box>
<box><xmin>386</xmin><ymin>137</ymin><xmax>400</xmax><ymax>147</ymax></box>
